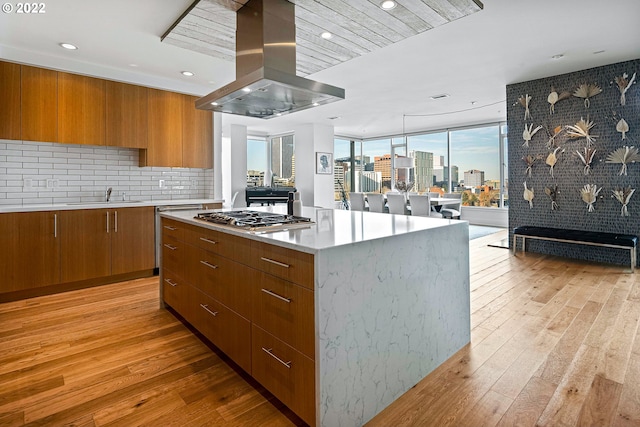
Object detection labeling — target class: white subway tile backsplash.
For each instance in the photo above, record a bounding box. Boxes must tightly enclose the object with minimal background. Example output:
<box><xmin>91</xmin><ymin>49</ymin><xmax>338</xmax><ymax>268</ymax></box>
<box><xmin>0</xmin><ymin>141</ymin><xmax>213</xmax><ymax>206</ymax></box>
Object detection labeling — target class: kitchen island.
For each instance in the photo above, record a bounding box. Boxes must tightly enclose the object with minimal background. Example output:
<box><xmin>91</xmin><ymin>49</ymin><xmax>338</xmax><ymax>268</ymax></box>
<box><xmin>160</xmin><ymin>206</ymin><xmax>470</xmax><ymax>427</ymax></box>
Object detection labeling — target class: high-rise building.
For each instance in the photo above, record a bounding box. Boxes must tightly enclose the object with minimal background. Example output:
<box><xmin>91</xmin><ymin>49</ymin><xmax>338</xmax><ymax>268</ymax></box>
<box><xmin>464</xmin><ymin>169</ymin><xmax>484</xmax><ymax>188</ymax></box>
<box><xmin>247</xmin><ymin>170</ymin><xmax>265</xmax><ymax>187</ymax></box>
<box><xmin>271</xmin><ymin>134</ymin><xmax>294</xmax><ymax>181</ymax></box>
<box><xmin>374</xmin><ymin>154</ymin><xmax>392</xmax><ymax>189</ymax></box>
<box><xmin>409</xmin><ymin>150</ymin><xmax>434</xmax><ymax>192</ymax></box>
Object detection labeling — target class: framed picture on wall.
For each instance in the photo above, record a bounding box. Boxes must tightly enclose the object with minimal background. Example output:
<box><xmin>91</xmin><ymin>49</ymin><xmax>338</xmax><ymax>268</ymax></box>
<box><xmin>316</xmin><ymin>152</ymin><xmax>333</xmax><ymax>174</ymax></box>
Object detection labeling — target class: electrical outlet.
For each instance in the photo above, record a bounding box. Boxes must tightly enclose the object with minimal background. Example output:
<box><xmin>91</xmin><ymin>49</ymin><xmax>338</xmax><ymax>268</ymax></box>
<box><xmin>191</xmin><ymin>179</ymin><xmax>197</xmax><ymax>188</ymax></box>
<box><xmin>24</xmin><ymin>178</ymin><xmax>33</xmax><ymax>190</ymax></box>
<box><xmin>46</xmin><ymin>179</ymin><xmax>57</xmax><ymax>188</ymax></box>
<box><xmin>159</xmin><ymin>179</ymin><xmax>165</xmax><ymax>188</ymax></box>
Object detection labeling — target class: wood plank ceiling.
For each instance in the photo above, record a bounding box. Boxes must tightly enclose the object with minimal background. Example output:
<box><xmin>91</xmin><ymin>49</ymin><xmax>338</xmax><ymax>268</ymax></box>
<box><xmin>162</xmin><ymin>0</ymin><xmax>483</xmax><ymax>76</ymax></box>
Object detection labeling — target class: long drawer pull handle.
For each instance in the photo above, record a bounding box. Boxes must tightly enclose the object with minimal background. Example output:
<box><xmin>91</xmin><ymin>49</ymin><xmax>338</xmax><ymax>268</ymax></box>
<box><xmin>164</xmin><ymin>278</ymin><xmax>177</xmax><ymax>287</ymax></box>
<box><xmin>260</xmin><ymin>257</ymin><xmax>290</xmax><ymax>268</ymax></box>
<box><xmin>200</xmin><ymin>304</ymin><xmax>218</xmax><ymax>317</ymax></box>
<box><xmin>262</xmin><ymin>347</ymin><xmax>292</xmax><ymax>369</ymax></box>
<box><xmin>164</xmin><ymin>225</ymin><xmax>177</xmax><ymax>231</ymax></box>
<box><xmin>200</xmin><ymin>260</ymin><xmax>218</xmax><ymax>270</ymax></box>
<box><xmin>261</xmin><ymin>288</ymin><xmax>291</xmax><ymax>303</ymax></box>
<box><xmin>163</xmin><ymin>243</ymin><xmax>177</xmax><ymax>250</ymax></box>
<box><xmin>54</xmin><ymin>213</ymin><xmax>57</xmax><ymax>238</ymax></box>
<box><xmin>199</xmin><ymin>237</ymin><xmax>217</xmax><ymax>245</ymax></box>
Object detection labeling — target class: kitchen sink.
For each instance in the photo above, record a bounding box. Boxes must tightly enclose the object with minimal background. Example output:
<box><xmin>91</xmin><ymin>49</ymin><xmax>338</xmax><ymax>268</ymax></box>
<box><xmin>65</xmin><ymin>201</ymin><xmax>143</xmax><ymax>205</ymax></box>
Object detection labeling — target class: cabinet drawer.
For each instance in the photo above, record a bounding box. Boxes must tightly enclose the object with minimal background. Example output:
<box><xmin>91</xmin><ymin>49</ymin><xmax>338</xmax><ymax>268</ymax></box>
<box><xmin>187</xmin><ymin>226</ymin><xmax>252</xmax><ymax>265</ymax></box>
<box><xmin>252</xmin><ymin>325</ymin><xmax>315</xmax><ymax>427</ymax></box>
<box><xmin>251</xmin><ymin>242</ymin><xmax>314</xmax><ymax>290</ymax></box>
<box><xmin>190</xmin><ymin>287</ymin><xmax>252</xmax><ymax>373</ymax></box>
<box><xmin>161</xmin><ymin>238</ymin><xmax>190</xmax><ymax>276</ymax></box>
<box><xmin>191</xmin><ymin>248</ymin><xmax>256</xmax><ymax>320</ymax></box>
<box><xmin>253</xmin><ymin>273</ymin><xmax>314</xmax><ymax>359</ymax></box>
<box><xmin>161</xmin><ymin>268</ymin><xmax>190</xmax><ymax>316</ymax></box>
<box><xmin>161</xmin><ymin>218</ymin><xmax>185</xmax><ymax>242</ymax></box>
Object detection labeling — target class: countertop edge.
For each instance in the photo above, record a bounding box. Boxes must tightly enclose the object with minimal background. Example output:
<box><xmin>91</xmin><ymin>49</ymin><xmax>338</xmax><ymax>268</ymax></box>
<box><xmin>0</xmin><ymin>199</ymin><xmax>223</xmax><ymax>213</ymax></box>
<box><xmin>160</xmin><ymin>207</ymin><xmax>469</xmax><ymax>254</ymax></box>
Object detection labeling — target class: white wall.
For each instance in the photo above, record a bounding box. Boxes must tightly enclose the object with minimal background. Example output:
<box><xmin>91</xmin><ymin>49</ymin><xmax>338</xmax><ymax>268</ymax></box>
<box><xmin>222</xmin><ymin>124</ymin><xmax>248</xmax><ymax>208</ymax></box>
<box><xmin>294</xmin><ymin>123</ymin><xmax>335</xmax><ymax>208</ymax></box>
<box><xmin>0</xmin><ymin>139</ymin><xmax>212</xmax><ymax>206</ymax></box>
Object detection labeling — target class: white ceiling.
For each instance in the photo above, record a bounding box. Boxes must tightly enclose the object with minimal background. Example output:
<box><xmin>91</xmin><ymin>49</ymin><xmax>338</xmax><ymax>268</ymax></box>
<box><xmin>1</xmin><ymin>0</ymin><xmax>639</xmax><ymax>140</ymax></box>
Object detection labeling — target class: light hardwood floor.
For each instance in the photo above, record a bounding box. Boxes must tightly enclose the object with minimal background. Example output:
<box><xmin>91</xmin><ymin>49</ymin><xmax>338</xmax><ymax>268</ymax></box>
<box><xmin>1</xmin><ymin>229</ymin><xmax>638</xmax><ymax>426</ymax></box>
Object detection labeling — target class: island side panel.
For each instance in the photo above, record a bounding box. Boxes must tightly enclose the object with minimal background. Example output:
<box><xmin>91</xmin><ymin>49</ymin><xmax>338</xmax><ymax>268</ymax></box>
<box><xmin>315</xmin><ymin>222</ymin><xmax>470</xmax><ymax>427</ymax></box>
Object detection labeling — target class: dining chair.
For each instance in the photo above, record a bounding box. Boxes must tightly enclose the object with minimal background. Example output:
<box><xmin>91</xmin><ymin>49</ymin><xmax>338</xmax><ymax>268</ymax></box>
<box><xmin>386</xmin><ymin>192</ymin><xmax>408</xmax><ymax>215</ymax></box>
<box><xmin>440</xmin><ymin>192</ymin><xmax>462</xmax><ymax>219</ymax></box>
<box><xmin>409</xmin><ymin>194</ymin><xmax>443</xmax><ymax>218</ymax></box>
<box><xmin>366</xmin><ymin>193</ymin><xmax>385</xmax><ymax>213</ymax></box>
<box><xmin>348</xmin><ymin>192</ymin><xmax>366</xmax><ymax>211</ymax></box>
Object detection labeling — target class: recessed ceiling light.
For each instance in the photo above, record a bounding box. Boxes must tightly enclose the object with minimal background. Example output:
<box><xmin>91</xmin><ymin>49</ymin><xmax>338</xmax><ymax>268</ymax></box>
<box><xmin>242</xmin><ymin>87</ymin><xmax>251</xmax><ymax>93</ymax></box>
<box><xmin>181</xmin><ymin>71</ymin><xmax>194</xmax><ymax>76</ymax></box>
<box><xmin>60</xmin><ymin>43</ymin><xmax>78</xmax><ymax>50</ymax></box>
<box><xmin>313</xmin><ymin>102</ymin><xmax>319</xmax><ymax>106</ymax></box>
<box><xmin>211</xmin><ymin>102</ymin><xmax>218</xmax><ymax>106</ymax></box>
<box><xmin>380</xmin><ymin>1</ymin><xmax>396</xmax><ymax>10</ymax></box>
<box><xmin>276</xmin><ymin>113</ymin><xmax>282</xmax><ymax>116</ymax></box>
<box><xmin>129</xmin><ymin>63</ymin><xmax>138</xmax><ymax>67</ymax></box>
<box><xmin>430</xmin><ymin>93</ymin><xmax>450</xmax><ymax>100</ymax></box>
<box><xmin>551</xmin><ymin>54</ymin><xmax>564</xmax><ymax>60</ymax></box>
<box><xmin>321</xmin><ymin>32</ymin><xmax>332</xmax><ymax>40</ymax></box>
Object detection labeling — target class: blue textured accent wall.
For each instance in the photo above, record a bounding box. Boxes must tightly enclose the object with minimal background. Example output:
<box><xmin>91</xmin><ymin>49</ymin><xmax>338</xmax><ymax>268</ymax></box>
<box><xmin>507</xmin><ymin>58</ymin><xmax>640</xmax><ymax>267</ymax></box>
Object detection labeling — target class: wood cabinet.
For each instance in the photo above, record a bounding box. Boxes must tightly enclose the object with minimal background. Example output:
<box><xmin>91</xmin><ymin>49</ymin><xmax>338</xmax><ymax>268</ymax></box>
<box><xmin>59</xmin><ymin>209</ymin><xmax>112</xmax><ymax>282</ymax></box>
<box><xmin>142</xmin><ymin>89</ymin><xmax>183</xmax><ymax>167</ymax></box>
<box><xmin>0</xmin><ymin>61</ymin><xmax>21</xmax><ymax>140</ymax></box>
<box><xmin>182</xmin><ymin>95</ymin><xmax>213</xmax><ymax>168</ymax></box>
<box><xmin>60</xmin><ymin>206</ymin><xmax>154</xmax><ymax>283</ymax></box>
<box><xmin>252</xmin><ymin>324</ymin><xmax>315</xmax><ymax>425</ymax></box>
<box><xmin>160</xmin><ymin>218</ymin><xmax>316</xmax><ymax>426</ymax></box>
<box><xmin>58</xmin><ymin>72</ymin><xmax>105</xmax><ymax>146</ymax></box>
<box><xmin>105</xmin><ymin>81</ymin><xmax>148</xmax><ymax>148</ymax></box>
<box><xmin>3</xmin><ymin>62</ymin><xmax>212</xmax><ymax>167</ymax></box>
<box><xmin>21</xmin><ymin>65</ymin><xmax>57</xmax><ymax>142</ymax></box>
<box><xmin>110</xmin><ymin>207</ymin><xmax>155</xmax><ymax>275</ymax></box>
<box><xmin>0</xmin><ymin>211</ymin><xmax>60</xmax><ymax>293</ymax></box>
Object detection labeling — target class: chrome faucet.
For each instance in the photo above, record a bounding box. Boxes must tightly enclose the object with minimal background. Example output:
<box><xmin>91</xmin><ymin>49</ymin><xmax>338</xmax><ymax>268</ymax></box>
<box><xmin>106</xmin><ymin>187</ymin><xmax>112</xmax><ymax>202</ymax></box>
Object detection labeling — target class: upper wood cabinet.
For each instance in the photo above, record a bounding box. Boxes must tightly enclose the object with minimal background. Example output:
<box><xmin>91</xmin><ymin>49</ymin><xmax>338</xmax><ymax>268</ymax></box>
<box><xmin>142</xmin><ymin>89</ymin><xmax>183</xmax><ymax>167</ymax></box>
<box><xmin>0</xmin><ymin>61</ymin><xmax>21</xmax><ymax>140</ymax></box>
<box><xmin>58</xmin><ymin>72</ymin><xmax>105</xmax><ymax>146</ymax></box>
<box><xmin>21</xmin><ymin>65</ymin><xmax>58</xmax><ymax>142</ymax></box>
<box><xmin>105</xmin><ymin>81</ymin><xmax>148</xmax><ymax>148</ymax></box>
<box><xmin>182</xmin><ymin>95</ymin><xmax>213</xmax><ymax>168</ymax></box>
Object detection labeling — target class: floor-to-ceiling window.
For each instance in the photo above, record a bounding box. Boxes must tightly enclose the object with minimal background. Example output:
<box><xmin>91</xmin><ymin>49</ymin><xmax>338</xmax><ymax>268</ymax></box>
<box><xmin>270</xmin><ymin>134</ymin><xmax>295</xmax><ymax>188</ymax></box>
<box><xmin>450</xmin><ymin>125</ymin><xmax>501</xmax><ymax>207</ymax></box>
<box><xmin>335</xmin><ymin>121</ymin><xmax>508</xmax><ymax>212</ymax></box>
<box><xmin>247</xmin><ymin>138</ymin><xmax>268</xmax><ymax>187</ymax></box>
<box><xmin>407</xmin><ymin>131</ymin><xmax>449</xmax><ymax>193</ymax></box>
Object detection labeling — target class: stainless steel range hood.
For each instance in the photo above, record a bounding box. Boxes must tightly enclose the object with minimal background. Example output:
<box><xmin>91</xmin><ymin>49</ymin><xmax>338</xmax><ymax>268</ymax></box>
<box><xmin>195</xmin><ymin>0</ymin><xmax>345</xmax><ymax>119</ymax></box>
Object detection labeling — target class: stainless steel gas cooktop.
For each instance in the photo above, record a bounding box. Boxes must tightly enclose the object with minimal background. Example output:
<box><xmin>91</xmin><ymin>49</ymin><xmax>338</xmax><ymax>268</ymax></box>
<box><xmin>195</xmin><ymin>210</ymin><xmax>313</xmax><ymax>231</ymax></box>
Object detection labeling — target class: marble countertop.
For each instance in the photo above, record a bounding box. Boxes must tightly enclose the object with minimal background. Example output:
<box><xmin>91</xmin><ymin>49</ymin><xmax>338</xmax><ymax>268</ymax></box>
<box><xmin>0</xmin><ymin>199</ymin><xmax>223</xmax><ymax>213</ymax></box>
<box><xmin>162</xmin><ymin>205</ymin><xmax>468</xmax><ymax>254</ymax></box>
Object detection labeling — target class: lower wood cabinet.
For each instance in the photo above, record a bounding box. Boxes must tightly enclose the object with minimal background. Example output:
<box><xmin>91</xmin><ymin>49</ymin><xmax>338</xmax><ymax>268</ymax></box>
<box><xmin>0</xmin><ymin>207</ymin><xmax>154</xmax><ymax>300</ymax></box>
<box><xmin>161</xmin><ymin>218</ymin><xmax>316</xmax><ymax>426</ymax></box>
<box><xmin>0</xmin><ymin>211</ymin><xmax>60</xmax><ymax>293</ymax></box>
<box><xmin>190</xmin><ymin>286</ymin><xmax>252</xmax><ymax>373</ymax></box>
<box><xmin>60</xmin><ymin>207</ymin><xmax>154</xmax><ymax>282</ymax></box>
<box><xmin>251</xmin><ymin>324</ymin><xmax>315</xmax><ymax>426</ymax></box>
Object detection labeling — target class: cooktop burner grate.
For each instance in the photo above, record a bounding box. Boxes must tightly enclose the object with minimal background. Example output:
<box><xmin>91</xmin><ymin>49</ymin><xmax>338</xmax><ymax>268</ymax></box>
<box><xmin>195</xmin><ymin>210</ymin><xmax>313</xmax><ymax>230</ymax></box>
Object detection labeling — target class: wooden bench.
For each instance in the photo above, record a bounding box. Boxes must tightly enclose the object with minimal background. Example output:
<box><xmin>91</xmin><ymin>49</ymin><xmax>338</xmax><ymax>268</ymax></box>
<box><xmin>513</xmin><ymin>226</ymin><xmax>638</xmax><ymax>272</ymax></box>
